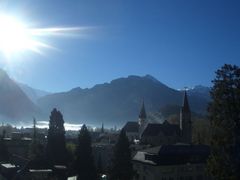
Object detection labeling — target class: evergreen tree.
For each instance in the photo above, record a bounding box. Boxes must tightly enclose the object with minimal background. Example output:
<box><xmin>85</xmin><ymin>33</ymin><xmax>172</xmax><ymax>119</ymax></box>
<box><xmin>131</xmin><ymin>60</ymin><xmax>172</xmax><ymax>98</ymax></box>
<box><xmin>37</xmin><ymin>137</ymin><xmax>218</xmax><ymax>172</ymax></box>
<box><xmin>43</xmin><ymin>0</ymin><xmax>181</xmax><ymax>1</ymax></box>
<box><xmin>75</xmin><ymin>124</ymin><xmax>97</xmax><ymax>180</ymax></box>
<box><xmin>0</xmin><ymin>131</ymin><xmax>9</xmax><ymax>162</ymax></box>
<box><xmin>207</xmin><ymin>64</ymin><xmax>240</xmax><ymax>179</ymax></box>
<box><xmin>29</xmin><ymin>118</ymin><xmax>44</xmax><ymax>161</ymax></box>
<box><xmin>97</xmin><ymin>154</ymin><xmax>103</xmax><ymax>175</ymax></box>
<box><xmin>110</xmin><ymin>129</ymin><xmax>134</xmax><ymax>180</ymax></box>
<box><xmin>46</xmin><ymin>108</ymin><xmax>67</xmax><ymax>165</ymax></box>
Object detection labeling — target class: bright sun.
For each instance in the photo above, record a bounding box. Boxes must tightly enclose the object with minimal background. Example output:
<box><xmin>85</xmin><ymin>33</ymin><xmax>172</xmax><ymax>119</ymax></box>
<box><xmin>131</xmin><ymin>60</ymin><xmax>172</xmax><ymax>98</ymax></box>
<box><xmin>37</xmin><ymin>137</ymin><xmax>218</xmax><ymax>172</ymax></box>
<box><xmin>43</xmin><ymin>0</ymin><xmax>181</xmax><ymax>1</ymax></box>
<box><xmin>0</xmin><ymin>14</ymin><xmax>90</xmax><ymax>57</ymax></box>
<box><xmin>0</xmin><ymin>15</ymin><xmax>36</xmax><ymax>55</ymax></box>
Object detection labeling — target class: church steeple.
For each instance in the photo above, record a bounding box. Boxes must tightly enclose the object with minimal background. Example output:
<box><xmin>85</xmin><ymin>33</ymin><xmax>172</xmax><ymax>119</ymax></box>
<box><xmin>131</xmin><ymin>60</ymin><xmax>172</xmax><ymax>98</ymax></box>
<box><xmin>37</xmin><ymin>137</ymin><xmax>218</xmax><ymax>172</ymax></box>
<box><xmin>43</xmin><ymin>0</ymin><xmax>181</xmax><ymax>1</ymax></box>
<box><xmin>180</xmin><ymin>90</ymin><xmax>192</xmax><ymax>143</ymax></box>
<box><xmin>139</xmin><ymin>101</ymin><xmax>146</xmax><ymax>120</ymax></box>
<box><xmin>182</xmin><ymin>90</ymin><xmax>190</xmax><ymax>112</ymax></box>
<box><xmin>101</xmin><ymin>123</ymin><xmax>104</xmax><ymax>133</ymax></box>
<box><xmin>138</xmin><ymin>100</ymin><xmax>147</xmax><ymax>138</ymax></box>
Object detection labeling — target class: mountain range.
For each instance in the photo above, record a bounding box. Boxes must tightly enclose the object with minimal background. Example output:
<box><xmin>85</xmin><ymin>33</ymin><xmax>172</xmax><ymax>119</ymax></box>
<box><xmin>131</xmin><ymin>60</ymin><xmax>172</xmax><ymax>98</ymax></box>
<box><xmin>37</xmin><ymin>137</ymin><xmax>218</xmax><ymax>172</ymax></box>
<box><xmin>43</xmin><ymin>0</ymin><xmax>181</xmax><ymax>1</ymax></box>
<box><xmin>17</xmin><ymin>82</ymin><xmax>51</xmax><ymax>103</ymax></box>
<box><xmin>0</xmin><ymin>69</ymin><xmax>38</xmax><ymax>123</ymax></box>
<box><xmin>0</xmin><ymin>69</ymin><xmax>211</xmax><ymax>126</ymax></box>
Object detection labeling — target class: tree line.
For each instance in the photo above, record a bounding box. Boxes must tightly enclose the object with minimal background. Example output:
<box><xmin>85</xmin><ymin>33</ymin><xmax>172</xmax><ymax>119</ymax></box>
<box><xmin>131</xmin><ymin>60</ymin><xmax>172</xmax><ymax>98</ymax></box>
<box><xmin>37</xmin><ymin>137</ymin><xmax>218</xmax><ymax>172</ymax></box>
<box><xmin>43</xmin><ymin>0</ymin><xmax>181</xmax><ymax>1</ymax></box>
<box><xmin>0</xmin><ymin>108</ymin><xmax>134</xmax><ymax>180</ymax></box>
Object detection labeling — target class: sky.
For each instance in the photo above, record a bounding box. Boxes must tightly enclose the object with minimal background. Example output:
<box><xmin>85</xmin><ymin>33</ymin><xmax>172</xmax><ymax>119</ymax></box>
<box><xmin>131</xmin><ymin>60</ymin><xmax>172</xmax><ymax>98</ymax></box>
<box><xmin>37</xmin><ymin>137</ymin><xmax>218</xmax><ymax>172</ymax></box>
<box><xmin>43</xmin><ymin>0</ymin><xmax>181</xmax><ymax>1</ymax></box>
<box><xmin>0</xmin><ymin>0</ymin><xmax>240</xmax><ymax>92</ymax></box>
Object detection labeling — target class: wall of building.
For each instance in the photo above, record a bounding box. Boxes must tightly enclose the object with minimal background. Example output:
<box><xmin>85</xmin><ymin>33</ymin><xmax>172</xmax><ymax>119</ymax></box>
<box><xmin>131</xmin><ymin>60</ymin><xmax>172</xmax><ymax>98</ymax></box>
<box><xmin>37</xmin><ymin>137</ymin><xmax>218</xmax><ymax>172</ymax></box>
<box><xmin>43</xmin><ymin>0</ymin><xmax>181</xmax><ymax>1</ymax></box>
<box><xmin>141</xmin><ymin>133</ymin><xmax>181</xmax><ymax>146</ymax></box>
<box><xmin>126</xmin><ymin>132</ymin><xmax>139</xmax><ymax>142</ymax></box>
<box><xmin>133</xmin><ymin>162</ymin><xmax>210</xmax><ymax>180</ymax></box>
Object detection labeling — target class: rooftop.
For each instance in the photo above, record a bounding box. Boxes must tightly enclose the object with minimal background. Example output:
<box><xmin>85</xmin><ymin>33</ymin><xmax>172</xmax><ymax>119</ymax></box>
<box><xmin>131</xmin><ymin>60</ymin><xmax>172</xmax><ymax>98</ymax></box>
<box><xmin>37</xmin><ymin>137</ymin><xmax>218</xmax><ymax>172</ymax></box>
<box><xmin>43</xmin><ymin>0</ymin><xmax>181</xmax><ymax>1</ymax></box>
<box><xmin>133</xmin><ymin>144</ymin><xmax>210</xmax><ymax>166</ymax></box>
<box><xmin>1</xmin><ymin>163</ymin><xmax>16</xmax><ymax>169</ymax></box>
<box><xmin>29</xmin><ymin>169</ymin><xmax>52</xmax><ymax>173</ymax></box>
<box><xmin>141</xmin><ymin>122</ymin><xmax>180</xmax><ymax>137</ymax></box>
<box><xmin>123</xmin><ymin>121</ymin><xmax>139</xmax><ymax>133</ymax></box>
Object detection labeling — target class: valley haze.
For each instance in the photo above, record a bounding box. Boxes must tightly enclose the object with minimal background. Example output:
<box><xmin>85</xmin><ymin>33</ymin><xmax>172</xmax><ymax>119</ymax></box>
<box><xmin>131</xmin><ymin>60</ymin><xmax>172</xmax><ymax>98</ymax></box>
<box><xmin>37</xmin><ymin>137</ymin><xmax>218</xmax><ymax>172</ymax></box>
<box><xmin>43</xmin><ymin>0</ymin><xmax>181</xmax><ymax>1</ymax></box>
<box><xmin>0</xmin><ymin>69</ymin><xmax>210</xmax><ymax>128</ymax></box>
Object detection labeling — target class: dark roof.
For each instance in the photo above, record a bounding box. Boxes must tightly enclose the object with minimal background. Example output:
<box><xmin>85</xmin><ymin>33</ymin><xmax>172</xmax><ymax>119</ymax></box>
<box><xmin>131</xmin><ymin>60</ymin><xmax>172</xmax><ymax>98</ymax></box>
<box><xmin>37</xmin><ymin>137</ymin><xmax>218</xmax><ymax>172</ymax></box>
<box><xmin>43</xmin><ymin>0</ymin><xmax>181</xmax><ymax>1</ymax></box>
<box><xmin>123</xmin><ymin>122</ymin><xmax>139</xmax><ymax>133</ymax></box>
<box><xmin>146</xmin><ymin>144</ymin><xmax>210</xmax><ymax>156</ymax></box>
<box><xmin>15</xmin><ymin>157</ymin><xmax>53</xmax><ymax>179</ymax></box>
<box><xmin>133</xmin><ymin>144</ymin><xmax>210</xmax><ymax>166</ymax></box>
<box><xmin>141</xmin><ymin>122</ymin><xmax>180</xmax><ymax>137</ymax></box>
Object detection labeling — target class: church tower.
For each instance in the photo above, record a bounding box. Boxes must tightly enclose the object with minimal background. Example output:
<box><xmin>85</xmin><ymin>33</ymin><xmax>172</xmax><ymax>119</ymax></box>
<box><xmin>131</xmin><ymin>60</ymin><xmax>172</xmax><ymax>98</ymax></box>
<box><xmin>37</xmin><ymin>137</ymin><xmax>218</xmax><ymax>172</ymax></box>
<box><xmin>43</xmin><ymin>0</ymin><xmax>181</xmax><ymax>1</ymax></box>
<box><xmin>180</xmin><ymin>90</ymin><xmax>192</xmax><ymax>143</ymax></box>
<box><xmin>138</xmin><ymin>100</ymin><xmax>147</xmax><ymax>138</ymax></box>
<box><xmin>138</xmin><ymin>100</ymin><xmax>146</xmax><ymax>126</ymax></box>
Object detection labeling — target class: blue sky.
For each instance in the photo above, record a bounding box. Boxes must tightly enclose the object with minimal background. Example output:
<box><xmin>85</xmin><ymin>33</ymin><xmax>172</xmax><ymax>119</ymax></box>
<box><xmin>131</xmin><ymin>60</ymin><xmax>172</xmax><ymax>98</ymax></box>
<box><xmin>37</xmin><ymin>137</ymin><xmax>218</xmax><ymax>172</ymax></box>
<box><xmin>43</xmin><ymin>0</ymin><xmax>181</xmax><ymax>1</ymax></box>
<box><xmin>0</xmin><ymin>0</ymin><xmax>240</xmax><ymax>92</ymax></box>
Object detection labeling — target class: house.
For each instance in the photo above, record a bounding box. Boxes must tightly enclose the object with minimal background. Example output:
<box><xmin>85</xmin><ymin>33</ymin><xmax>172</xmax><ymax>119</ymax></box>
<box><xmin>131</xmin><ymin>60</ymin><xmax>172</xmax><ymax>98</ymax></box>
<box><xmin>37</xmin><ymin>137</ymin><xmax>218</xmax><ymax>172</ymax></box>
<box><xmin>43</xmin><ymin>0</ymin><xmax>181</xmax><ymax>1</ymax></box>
<box><xmin>0</xmin><ymin>163</ymin><xmax>18</xmax><ymax>180</ymax></box>
<box><xmin>132</xmin><ymin>144</ymin><xmax>211</xmax><ymax>180</ymax></box>
<box><xmin>123</xmin><ymin>121</ymin><xmax>139</xmax><ymax>142</ymax></box>
<box><xmin>140</xmin><ymin>121</ymin><xmax>181</xmax><ymax>146</ymax></box>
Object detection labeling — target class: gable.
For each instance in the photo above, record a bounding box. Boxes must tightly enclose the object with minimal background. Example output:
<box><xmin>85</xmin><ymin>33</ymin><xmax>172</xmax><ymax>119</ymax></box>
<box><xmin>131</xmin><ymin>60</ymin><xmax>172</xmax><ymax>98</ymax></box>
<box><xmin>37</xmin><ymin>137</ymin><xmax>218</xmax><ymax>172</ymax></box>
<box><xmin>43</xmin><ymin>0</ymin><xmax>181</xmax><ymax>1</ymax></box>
<box><xmin>123</xmin><ymin>121</ymin><xmax>139</xmax><ymax>133</ymax></box>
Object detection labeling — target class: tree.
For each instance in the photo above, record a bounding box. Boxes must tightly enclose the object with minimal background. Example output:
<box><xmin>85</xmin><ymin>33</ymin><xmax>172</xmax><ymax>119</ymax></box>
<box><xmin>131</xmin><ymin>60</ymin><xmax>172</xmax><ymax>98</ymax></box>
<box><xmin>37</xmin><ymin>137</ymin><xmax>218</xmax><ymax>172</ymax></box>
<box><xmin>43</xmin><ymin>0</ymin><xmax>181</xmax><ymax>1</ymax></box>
<box><xmin>110</xmin><ymin>129</ymin><xmax>134</xmax><ymax>180</ymax></box>
<box><xmin>29</xmin><ymin>118</ymin><xmax>44</xmax><ymax>161</ymax></box>
<box><xmin>46</xmin><ymin>108</ymin><xmax>67</xmax><ymax>165</ymax></box>
<box><xmin>97</xmin><ymin>154</ymin><xmax>103</xmax><ymax>175</ymax></box>
<box><xmin>74</xmin><ymin>124</ymin><xmax>97</xmax><ymax>180</ymax></box>
<box><xmin>0</xmin><ymin>130</ymin><xmax>9</xmax><ymax>162</ymax></box>
<box><xmin>207</xmin><ymin>64</ymin><xmax>240</xmax><ymax>179</ymax></box>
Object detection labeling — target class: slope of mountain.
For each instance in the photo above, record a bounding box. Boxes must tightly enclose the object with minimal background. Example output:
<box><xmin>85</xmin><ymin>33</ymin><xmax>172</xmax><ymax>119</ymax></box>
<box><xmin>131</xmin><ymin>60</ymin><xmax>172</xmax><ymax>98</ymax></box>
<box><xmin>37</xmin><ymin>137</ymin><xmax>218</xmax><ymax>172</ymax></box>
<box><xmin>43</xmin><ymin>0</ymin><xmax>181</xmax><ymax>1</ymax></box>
<box><xmin>37</xmin><ymin>75</ymin><xmax>210</xmax><ymax>126</ymax></box>
<box><xmin>17</xmin><ymin>82</ymin><xmax>51</xmax><ymax>103</ymax></box>
<box><xmin>188</xmin><ymin>85</ymin><xmax>211</xmax><ymax>100</ymax></box>
<box><xmin>0</xmin><ymin>69</ymin><xmax>38</xmax><ymax>122</ymax></box>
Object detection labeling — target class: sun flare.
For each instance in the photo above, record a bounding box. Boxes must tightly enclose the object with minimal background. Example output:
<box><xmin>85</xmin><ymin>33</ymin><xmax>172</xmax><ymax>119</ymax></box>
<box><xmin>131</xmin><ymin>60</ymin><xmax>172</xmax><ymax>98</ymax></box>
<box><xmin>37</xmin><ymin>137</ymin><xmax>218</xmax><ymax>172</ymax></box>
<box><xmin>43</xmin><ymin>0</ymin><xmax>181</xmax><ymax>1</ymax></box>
<box><xmin>0</xmin><ymin>15</ymin><xmax>36</xmax><ymax>55</ymax></box>
<box><xmin>0</xmin><ymin>15</ymin><xmax>89</xmax><ymax>57</ymax></box>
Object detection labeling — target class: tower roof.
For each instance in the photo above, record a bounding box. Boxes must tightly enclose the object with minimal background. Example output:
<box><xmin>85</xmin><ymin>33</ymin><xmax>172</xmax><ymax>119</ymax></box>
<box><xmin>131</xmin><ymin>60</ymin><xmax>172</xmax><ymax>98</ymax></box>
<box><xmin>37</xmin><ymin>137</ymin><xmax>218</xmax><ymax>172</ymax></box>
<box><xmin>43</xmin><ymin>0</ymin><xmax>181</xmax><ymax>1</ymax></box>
<box><xmin>101</xmin><ymin>123</ymin><xmax>104</xmax><ymax>133</ymax></box>
<box><xmin>139</xmin><ymin>101</ymin><xmax>147</xmax><ymax>119</ymax></box>
<box><xmin>182</xmin><ymin>90</ymin><xmax>190</xmax><ymax>112</ymax></box>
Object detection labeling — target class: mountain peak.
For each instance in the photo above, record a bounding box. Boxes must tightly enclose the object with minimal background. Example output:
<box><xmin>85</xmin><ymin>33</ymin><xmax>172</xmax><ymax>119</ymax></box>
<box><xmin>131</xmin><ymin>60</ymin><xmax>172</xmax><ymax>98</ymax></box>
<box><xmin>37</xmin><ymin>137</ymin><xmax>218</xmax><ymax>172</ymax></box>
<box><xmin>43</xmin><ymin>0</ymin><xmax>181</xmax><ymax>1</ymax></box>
<box><xmin>0</xmin><ymin>68</ymin><xmax>9</xmax><ymax>80</ymax></box>
<box><xmin>69</xmin><ymin>87</ymin><xmax>83</xmax><ymax>92</ymax></box>
<box><xmin>143</xmin><ymin>74</ymin><xmax>159</xmax><ymax>83</ymax></box>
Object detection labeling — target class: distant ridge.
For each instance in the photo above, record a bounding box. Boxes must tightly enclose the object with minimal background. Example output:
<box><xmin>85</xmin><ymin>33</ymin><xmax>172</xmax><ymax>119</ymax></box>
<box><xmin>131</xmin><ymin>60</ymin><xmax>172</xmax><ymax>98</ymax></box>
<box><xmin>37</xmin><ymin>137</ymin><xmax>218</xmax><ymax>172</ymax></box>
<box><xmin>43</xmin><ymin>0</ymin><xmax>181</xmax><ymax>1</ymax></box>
<box><xmin>37</xmin><ymin>75</ymin><xmax>210</xmax><ymax>126</ymax></box>
<box><xmin>17</xmin><ymin>82</ymin><xmax>51</xmax><ymax>103</ymax></box>
<box><xmin>0</xmin><ymin>70</ymin><xmax>210</xmax><ymax>126</ymax></box>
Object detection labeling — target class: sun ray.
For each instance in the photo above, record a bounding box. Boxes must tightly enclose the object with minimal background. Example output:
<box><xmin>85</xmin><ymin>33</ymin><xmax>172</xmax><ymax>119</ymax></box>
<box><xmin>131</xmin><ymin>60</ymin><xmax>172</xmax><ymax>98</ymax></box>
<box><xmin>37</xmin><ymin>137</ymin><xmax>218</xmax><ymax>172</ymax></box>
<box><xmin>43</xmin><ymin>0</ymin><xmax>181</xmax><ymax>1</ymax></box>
<box><xmin>0</xmin><ymin>14</ymin><xmax>92</xmax><ymax>58</ymax></box>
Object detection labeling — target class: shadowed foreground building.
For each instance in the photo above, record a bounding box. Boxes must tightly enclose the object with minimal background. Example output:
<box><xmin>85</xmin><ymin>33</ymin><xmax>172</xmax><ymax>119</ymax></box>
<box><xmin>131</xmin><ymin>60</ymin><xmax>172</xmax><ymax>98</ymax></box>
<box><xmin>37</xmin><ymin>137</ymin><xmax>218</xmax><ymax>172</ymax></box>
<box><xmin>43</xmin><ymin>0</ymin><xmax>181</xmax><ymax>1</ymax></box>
<box><xmin>132</xmin><ymin>144</ymin><xmax>210</xmax><ymax>180</ymax></box>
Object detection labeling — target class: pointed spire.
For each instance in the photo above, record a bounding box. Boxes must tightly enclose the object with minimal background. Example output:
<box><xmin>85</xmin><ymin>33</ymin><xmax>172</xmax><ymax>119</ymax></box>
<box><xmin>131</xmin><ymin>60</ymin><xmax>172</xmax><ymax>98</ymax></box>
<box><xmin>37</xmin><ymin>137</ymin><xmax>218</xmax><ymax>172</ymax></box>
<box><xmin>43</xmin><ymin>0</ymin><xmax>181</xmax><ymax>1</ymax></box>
<box><xmin>33</xmin><ymin>117</ymin><xmax>37</xmax><ymax>141</ymax></box>
<box><xmin>101</xmin><ymin>123</ymin><xmax>104</xmax><ymax>133</ymax></box>
<box><xmin>139</xmin><ymin>100</ymin><xmax>147</xmax><ymax>119</ymax></box>
<box><xmin>182</xmin><ymin>90</ymin><xmax>190</xmax><ymax>112</ymax></box>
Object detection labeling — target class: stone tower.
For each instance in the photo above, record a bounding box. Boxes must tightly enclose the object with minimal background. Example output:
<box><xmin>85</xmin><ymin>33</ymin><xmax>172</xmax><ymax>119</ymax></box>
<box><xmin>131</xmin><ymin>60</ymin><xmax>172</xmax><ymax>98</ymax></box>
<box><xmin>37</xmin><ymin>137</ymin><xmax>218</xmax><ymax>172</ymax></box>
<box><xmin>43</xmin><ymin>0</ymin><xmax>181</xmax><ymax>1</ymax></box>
<box><xmin>138</xmin><ymin>101</ymin><xmax>146</xmax><ymax>126</ymax></box>
<box><xmin>138</xmin><ymin>100</ymin><xmax>147</xmax><ymax>138</ymax></box>
<box><xmin>180</xmin><ymin>90</ymin><xmax>192</xmax><ymax>143</ymax></box>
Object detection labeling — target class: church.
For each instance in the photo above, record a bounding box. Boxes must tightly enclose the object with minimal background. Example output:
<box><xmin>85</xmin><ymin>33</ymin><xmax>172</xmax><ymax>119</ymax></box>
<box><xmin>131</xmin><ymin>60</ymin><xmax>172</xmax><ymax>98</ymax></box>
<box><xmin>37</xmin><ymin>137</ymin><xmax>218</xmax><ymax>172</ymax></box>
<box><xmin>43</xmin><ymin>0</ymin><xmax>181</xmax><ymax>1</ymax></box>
<box><xmin>123</xmin><ymin>91</ymin><xmax>192</xmax><ymax>146</ymax></box>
